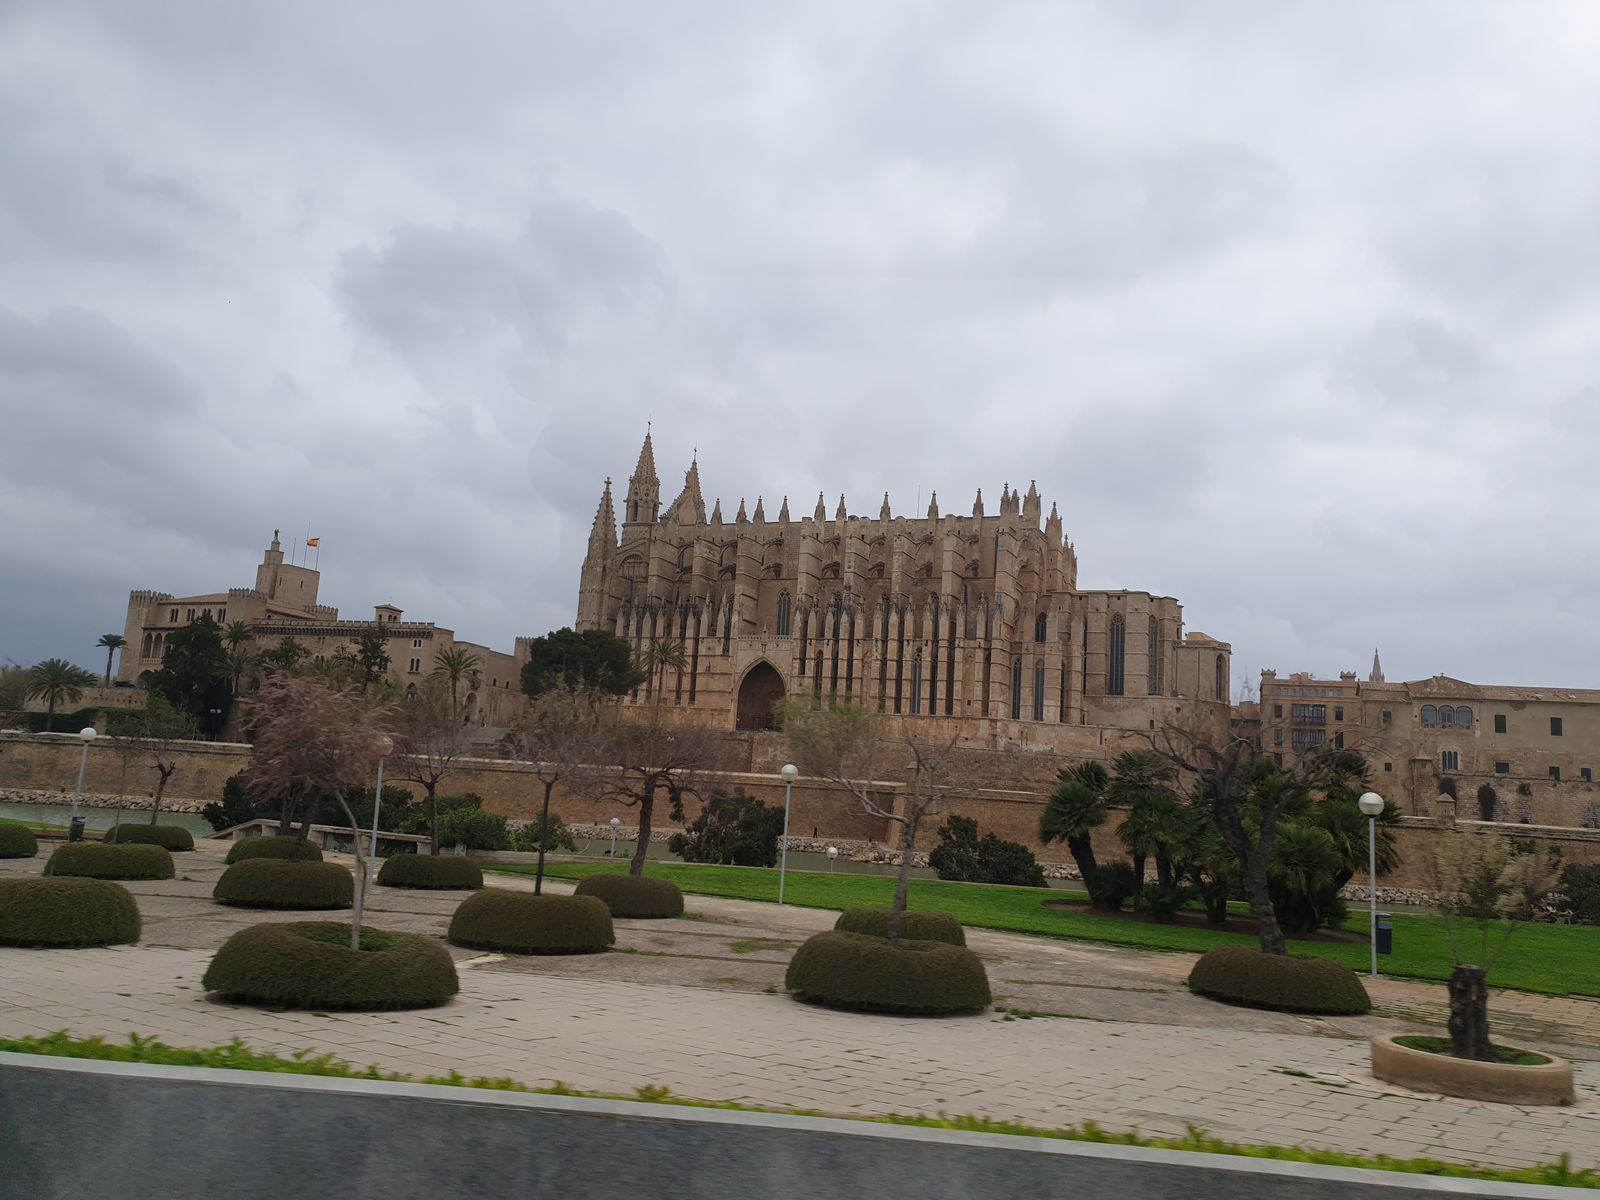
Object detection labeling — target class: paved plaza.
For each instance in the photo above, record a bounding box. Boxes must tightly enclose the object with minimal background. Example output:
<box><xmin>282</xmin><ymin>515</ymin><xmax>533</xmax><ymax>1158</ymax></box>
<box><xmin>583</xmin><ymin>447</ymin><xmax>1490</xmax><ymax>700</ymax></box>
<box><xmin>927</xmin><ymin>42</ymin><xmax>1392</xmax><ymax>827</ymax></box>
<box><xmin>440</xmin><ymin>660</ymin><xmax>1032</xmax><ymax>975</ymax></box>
<box><xmin>2</xmin><ymin>840</ymin><xmax>1598</xmax><ymax>1173</ymax></box>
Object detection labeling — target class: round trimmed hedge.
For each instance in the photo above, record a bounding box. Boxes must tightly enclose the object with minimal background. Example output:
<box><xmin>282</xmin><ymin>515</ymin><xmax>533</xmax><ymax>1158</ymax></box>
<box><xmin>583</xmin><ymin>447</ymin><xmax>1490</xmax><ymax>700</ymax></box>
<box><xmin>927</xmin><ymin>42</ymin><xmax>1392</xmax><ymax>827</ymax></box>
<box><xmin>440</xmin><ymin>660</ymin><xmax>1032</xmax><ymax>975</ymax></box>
<box><xmin>202</xmin><ymin>921</ymin><xmax>459</xmax><ymax>1010</ymax></box>
<box><xmin>377</xmin><ymin>853</ymin><xmax>483</xmax><ymax>890</ymax></box>
<box><xmin>447</xmin><ymin>889</ymin><xmax>614</xmax><ymax>955</ymax></box>
<box><xmin>573</xmin><ymin>873</ymin><xmax>684</xmax><ymax>919</ymax></box>
<box><xmin>1187</xmin><ymin>945</ymin><xmax>1372</xmax><ymax>1015</ymax></box>
<box><xmin>44</xmin><ymin>842</ymin><xmax>174</xmax><ymax>881</ymax></box>
<box><xmin>103</xmin><ymin>824</ymin><xmax>195</xmax><ymax>851</ymax></box>
<box><xmin>0</xmin><ymin>824</ymin><xmax>39</xmax><ymax>859</ymax></box>
<box><xmin>213</xmin><ymin>859</ymin><xmax>353</xmax><ymax>910</ymax></box>
<box><xmin>224</xmin><ymin>836</ymin><xmax>324</xmax><ymax>865</ymax></box>
<box><xmin>835</xmin><ymin>907</ymin><xmax>966</xmax><ymax>946</ymax></box>
<box><xmin>0</xmin><ymin>877</ymin><xmax>141</xmax><ymax>948</ymax></box>
<box><xmin>786</xmin><ymin>931</ymin><xmax>992</xmax><ymax>1014</ymax></box>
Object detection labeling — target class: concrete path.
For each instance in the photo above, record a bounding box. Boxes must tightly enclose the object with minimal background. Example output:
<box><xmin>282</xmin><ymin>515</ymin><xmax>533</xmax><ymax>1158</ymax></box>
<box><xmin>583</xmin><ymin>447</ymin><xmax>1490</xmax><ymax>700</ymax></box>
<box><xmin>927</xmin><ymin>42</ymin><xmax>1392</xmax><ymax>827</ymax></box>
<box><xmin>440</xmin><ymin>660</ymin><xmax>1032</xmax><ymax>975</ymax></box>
<box><xmin>2</xmin><ymin>841</ymin><xmax>1598</xmax><ymax>1174</ymax></box>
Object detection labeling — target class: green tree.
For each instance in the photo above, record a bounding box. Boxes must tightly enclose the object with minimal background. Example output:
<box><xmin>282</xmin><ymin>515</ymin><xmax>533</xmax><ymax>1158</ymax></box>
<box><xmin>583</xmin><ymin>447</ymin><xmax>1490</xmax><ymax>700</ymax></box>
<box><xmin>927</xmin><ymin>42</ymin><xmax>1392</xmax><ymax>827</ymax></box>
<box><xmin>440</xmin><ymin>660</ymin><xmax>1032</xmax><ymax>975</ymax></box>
<box><xmin>226</xmin><ymin>647</ymin><xmax>258</xmax><ymax>699</ymax></box>
<box><xmin>431</xmin><ymin>646</ymin><xmax>482</xmax><ymax>715</ymax></box>
<box><xmin>257</xmin><ymin>637</ymin><xmax>311</xmax><ymax>676</ymax></box>
<box><xmin>95</xmin><ymin>634</ymin><xmax>126</xmax><ymax>687</ymax></box>
<box><xmin>149</xmin><ymin>614</ymin><xmax>231</xmax><ymax>737</ymax></box>
<box><xmin>27</xmin><ymin>658</ymin><xmax>98</xmax><ymax>731</ymax></box>
<box><xmin>637</xmin><ymin>638</ymin><xmax>688</xmax><ymax>697</ymax></box>
<box><xmin>668</xmin><ymin>791</ymin><xmax>786</xmax><ymax>868</ymax></box>
<box><xmin>331</xmin><ymin>623</ymin><xmax>391</xmax><ymax>689</ymax></box>
<box><xmin>1107</xmin><ymin>750</ymin><xmax>1191</xmax><ymax>891</ymax></box>
<box><xmin>928</xmin><ymin>815</ymin><xmax>1046</xmax><ymax>887</ymax></box>
<box><xmin>520</xmin><ymin>627</ymin><xmax>643</xmax><ymax>698</ymax></box>
<box><xmin>222</xmin><ymin>620</ymin><xmax>255</xmax><ymax>651</ymax></box>
<box><xmin>1039</xmin><ymin>761</ymin><xmax>1110</xmax><ymax>905</ymax></box>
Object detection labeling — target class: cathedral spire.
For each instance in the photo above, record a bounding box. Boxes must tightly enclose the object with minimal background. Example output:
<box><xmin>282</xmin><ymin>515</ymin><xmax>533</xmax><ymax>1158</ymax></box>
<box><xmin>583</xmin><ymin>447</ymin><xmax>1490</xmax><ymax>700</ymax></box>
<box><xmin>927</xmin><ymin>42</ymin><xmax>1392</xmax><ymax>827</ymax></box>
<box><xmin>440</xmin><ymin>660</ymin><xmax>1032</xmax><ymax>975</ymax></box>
<box><xmin>661</xmin><ymin>455</ymin><xmax>706</xmax><ymax>526</ymax></box>
<box><xmin>735</xmin><ymin>497</ymin><xmax>748</xmax><ymax>524</ymax></box>
<box><xmin>623</xmin><ymin>427</ymin><xmax>660</xmax><ymax>525</ymax></box>
<box><xmin>709</xmin><ymin>498</ymin><xmax>723</xmax><ymax>525</ymax></box>
<box><xmin>972</xmin><ymin>488</ymin><xmax>984</xmax><ymax>518</ymax></box>
<box><xmin>1370</xmin><ymin>648</ymin><xmax>1385</xmax><ymax>684</ymax></box>
<box><xmin>1022</xmin><ymin>479</ymin><xmax>1041</xmax><ymax>524</ymax></box>
<box><xmin>835</xmin><ymin>493</ymin><xmax>847</xmax><ymax>521</ymax></box>
<box><xmin>926</xmin><ymin>491</ymin><xmax>939</xmax><ymax>520</ymax></box>
<box><xmin>753</xmin><ymin>496</ymin><xmax>765</xmax><ymax>523</ymax></box>
<box><xmin>778</xmin><ymin>495</ymin><xmax>790</xmax><ymax>522</ymax></box>
<box><xmin>879</xmin><ymin>492</ymin><xmax>891</xmax><ymax>521</ymax></box>
<box><xmin>814</xmin><ymin>492</ymin><xmax>827</xmax><ymax>522</ymax></box>
<box><xmin>587</xmin><ymin>478</ymin><xmax>616</xmax><ymax>551</ymax></box>
<box><xmin>1045</xmin><ymin>500</ymin><xmax>1061</xmax><ymax>541</ymax></box>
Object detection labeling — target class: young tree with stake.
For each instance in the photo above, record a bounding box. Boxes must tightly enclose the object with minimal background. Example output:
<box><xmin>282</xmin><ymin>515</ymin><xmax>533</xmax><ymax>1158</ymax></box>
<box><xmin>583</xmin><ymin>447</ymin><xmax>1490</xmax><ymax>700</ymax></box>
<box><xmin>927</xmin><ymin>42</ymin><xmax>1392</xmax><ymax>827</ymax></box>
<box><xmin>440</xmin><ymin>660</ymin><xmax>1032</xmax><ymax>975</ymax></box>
<box><xmin>508</xmin><ymin>686</ymin><xmax>603</xmax><ymax>893</ymax></box>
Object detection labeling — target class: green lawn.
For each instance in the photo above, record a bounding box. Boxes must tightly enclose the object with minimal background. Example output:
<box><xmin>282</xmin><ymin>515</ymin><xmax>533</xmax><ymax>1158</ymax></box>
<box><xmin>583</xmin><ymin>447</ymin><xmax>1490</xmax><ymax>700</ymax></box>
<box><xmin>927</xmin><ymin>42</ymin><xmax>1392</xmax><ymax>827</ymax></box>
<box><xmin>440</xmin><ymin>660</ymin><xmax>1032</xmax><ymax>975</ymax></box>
<box><xmin>489</xmin><ymin>861</ymin><xmax>1600</xmax><ymax>999</ymax></box>
<box><xmin>0</xmin><ymin>816</ymin><xmax>68</xmax><ymax>834</ymax></box>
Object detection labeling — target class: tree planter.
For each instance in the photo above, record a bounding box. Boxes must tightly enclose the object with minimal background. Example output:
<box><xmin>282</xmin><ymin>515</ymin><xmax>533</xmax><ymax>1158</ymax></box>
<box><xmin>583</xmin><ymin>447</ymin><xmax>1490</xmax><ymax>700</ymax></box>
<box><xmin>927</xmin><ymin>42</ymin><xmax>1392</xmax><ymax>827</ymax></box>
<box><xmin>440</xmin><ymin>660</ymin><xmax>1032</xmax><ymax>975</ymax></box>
<box><xmin>1370</xmin><ymin>1034</ymin><xmax>1575</xmax><ymax>1106</ymax></box>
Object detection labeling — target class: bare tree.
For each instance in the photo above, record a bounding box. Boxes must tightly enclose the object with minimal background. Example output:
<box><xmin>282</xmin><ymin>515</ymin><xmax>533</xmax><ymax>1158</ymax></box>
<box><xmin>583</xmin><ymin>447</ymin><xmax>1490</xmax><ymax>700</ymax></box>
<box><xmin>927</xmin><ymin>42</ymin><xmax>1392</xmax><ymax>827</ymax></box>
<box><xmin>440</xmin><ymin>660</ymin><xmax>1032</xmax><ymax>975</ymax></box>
<box><xmin>127</xmin><ymin>694</ymin><xmax>197</xmax><ymax>823</ymax></box>
<box><xmin>1145</xmin><ymin>724</ymin><xmax>1346</xmax><ymax>957</ymax></box>
<box><xmin>1426</xmin><ymin>830</ymin><xmax>1560</xmax><ymax>1060</ymax></box>
<box><xmin>777</xmin><ymin>697</ymin><xmax>961</xmax><ymax>946</ymax></box>
<box><xmin>390</xmin><ymin>682</ymin><xmax>467</xmax><ymax>856</ymax></box>
<box><xmin>508</xmin><ymin>686</ymin><xmax>604</xmax><ymax>893</ymax></box>
<box><xmin>599</xmin><ymin>699</ymin><xmax>735</xmax><ymax>877</ymax></box>
<box><xmin>242</xmin><ymin>675</ymin><xmax>395</xmax><ymax>949</ymax></box>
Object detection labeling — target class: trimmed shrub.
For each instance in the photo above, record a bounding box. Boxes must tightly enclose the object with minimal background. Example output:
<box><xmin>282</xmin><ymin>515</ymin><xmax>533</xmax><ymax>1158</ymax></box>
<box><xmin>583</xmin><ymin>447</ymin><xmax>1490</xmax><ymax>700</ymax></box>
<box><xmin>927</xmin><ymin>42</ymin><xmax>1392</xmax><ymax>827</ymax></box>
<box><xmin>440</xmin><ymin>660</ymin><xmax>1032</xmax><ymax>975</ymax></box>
<box><xmin>785</xmin><ymin>931</ymin><xmax>991</xmax><ymax>1014</ymax></box>
<box><xmin>668</xmin><ymin>791</ymin><xmax>784</xmax><ymax>867</ymax></box>
<box><xmin>224</xmin><ymin>836</ymin><xmax>324</xmax><ymax>865</ymax></box>
<box><xmin>0</xmin><ymin>824</ymin><xmax>39</xmax><ymax>859</ymax></box>
<box><xmin>0</xmin><ymin>877</ymin><xmax>141</xmax><ymax>948</ymax></box>
<box><xmin>1187</xmin><ymin>945</ymin><xmax>1372</xmax><ymax>1015</ymax></box>
<box><xmin>834</xmin><ymin>907</ymin><xmax>966</xmax><ymax>946</ymax></box>
<box><xmin>44</xmin><ymin>842</ymin><xmax>174</xmax><ymax>881</ymax></box>
<box><xmin>574</xmin><ymin>873</ymin><xmax>684</xmax><ymax>919</ymax></box>
<box><xmin>1559</xmin><ymin>863</ymin><xmax>1600</xmax><ymax>925</ymax></box>
<box><xmin>928</xmin><ymin>815</ymin><xmax>1047</xmax><ymax>888</ymax></box>
<box><xmin>103</xmin><ymin>824</ymin><xmax>195</xmax><ymax>851</ymax></box>
<box><xmin>377</xmin><ymin>853</ymin><xmax>483</xmax><ymax>890</ymax></box>
<box><xmin>447</xmin><ymin>889</ymin><xmax>614</xmax><ymax>955</ymax></box>
<box><xmin>213</xmin><ymin>859</ymin><xmax>353</xmax><ymax>910</ymax></box>
<box><xmin>202</xmin><ymin>921</ymin><xmax>458</xmax><ymax>1010</ymax></box>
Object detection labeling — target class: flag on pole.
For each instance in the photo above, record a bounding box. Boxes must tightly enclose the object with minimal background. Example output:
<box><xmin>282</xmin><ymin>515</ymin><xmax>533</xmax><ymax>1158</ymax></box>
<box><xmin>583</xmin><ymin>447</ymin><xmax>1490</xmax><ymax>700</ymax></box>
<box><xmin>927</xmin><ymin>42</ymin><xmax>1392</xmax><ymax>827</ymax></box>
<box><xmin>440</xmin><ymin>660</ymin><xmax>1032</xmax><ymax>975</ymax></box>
<box><xmin>306</xmin><ymin>537</ymin><xmax>320</xmax><ymax>547</ymax></box>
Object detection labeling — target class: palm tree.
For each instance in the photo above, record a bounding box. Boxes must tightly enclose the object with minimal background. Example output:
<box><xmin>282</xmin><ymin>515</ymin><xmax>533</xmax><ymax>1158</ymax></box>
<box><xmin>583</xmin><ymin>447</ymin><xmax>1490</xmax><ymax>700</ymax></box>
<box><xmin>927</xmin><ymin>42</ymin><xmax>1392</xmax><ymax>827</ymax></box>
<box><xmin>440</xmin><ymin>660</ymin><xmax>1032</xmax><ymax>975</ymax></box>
<box><xmin>222</xmin><ymin>620</ymin><xmax>255</xmax><ymax>651</ymax></box>
<box><xmin>1107</xmin><ymin>750</ymin><xmax>1190</xmax><ymax>890</ymax></box>
<box><xmin>1040</xmin><ymin>760</ymin><xmax>1110</xmax><ymax>904</ymax></box>
<box><xmin>431</xmin><ymin>646</ymin><xmax>482</xmax><ymax>715</ymax></box>
<box><xmin>226</xmin><ymin>647</ymin><xmax>259</xmax><ymax>705</ymax></box>
<box><xmin>27</xmin><ymin>659</ymin><xmax>97</xmax><ymax>731</ymax></box>
<box><xmin>95</xmin><ymin>634</ymin><xmax>126</xmax><ymax>686</ymax></box>
<box><xmin>636</xmin><ymin>639</ymin><xmax>688</xmax><ymax>696</ymax></box>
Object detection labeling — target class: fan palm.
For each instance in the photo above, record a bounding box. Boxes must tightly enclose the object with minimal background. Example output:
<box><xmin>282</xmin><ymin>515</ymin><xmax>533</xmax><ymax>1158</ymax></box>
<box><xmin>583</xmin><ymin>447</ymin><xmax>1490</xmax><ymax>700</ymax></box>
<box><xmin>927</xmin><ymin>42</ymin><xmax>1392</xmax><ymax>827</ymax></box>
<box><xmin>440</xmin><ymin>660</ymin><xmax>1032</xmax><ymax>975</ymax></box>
<box><xmin>95</xmin><ymin>634</ymin><xmax>126</xmax><ymax>686</ymax></box>
<box><xmin>27</xmin><ymin>658</ymin><xmax>97</xmax><ymax>731</ymax></box>
<box><xmin>431</xmin><ymin>646</ymin><xmax>482</xmax><ymax>714</ymax></box>
<box><xmin>222</xmin><ymin>620</ymin><xmax>255</xmax><ymax>651</ymax></box>
<box><xmin>1040</xmin><ymin>761</ymin><xmax>1110</xmax><ymax>902</ymax></box>
<box><xmin>637</xmin><ymin>639</ymin><xmax>688</xmax><ymax>696</ymax></box>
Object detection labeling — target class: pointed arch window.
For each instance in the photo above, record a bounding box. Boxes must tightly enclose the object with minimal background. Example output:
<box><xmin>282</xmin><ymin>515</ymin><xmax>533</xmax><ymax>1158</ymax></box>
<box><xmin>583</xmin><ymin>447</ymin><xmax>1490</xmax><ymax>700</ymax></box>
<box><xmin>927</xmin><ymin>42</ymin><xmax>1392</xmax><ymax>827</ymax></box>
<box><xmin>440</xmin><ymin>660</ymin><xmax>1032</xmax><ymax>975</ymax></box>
<box><xmin>1034</xmin><ymin>612</ymin><xmax>1047</xmax><ymax>643</ymax></box>
<box><xmin>1148</xmin><ymin>615</ymin><xmax>1159</xmax><ymax>695</ymax></box>
<box><xmin>1215</xmin><ymin>654</ymin><xmax>1227</xmax><ymax>702</ymax></box>
<box><xmin>1108</xmin><ymin>615</ymin><xmax>1126</xmax><ymax>696</ymax></box>
<box><xmin>910</xmin><ymin>652</ymin><xmax>924</xmax><ymax>716</ymax></box>
<box><xmin>1033</xmin><ymin>661</ymin><xmax>1045</xmax><ymax>721</ymax></box>
<box><xmin>1011</xmin><ymin>658</ymin><xmax>1022</xmax><ymax>719</ymax></box>
<box><xmin>776</xmin><ymin>592</ymin><xmax>792</xmax><ymax>637</ymax></box>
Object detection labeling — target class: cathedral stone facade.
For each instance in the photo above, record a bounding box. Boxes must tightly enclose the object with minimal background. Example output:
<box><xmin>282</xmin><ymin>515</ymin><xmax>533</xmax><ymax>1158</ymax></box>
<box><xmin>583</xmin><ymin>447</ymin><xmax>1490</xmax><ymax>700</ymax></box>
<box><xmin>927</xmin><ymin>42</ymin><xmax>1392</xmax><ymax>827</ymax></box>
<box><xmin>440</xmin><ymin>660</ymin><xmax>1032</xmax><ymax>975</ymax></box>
<box><xmin>576</xmin><ymin>433</ymin><xmax>1233</xmax><ymax>745</ymax></box>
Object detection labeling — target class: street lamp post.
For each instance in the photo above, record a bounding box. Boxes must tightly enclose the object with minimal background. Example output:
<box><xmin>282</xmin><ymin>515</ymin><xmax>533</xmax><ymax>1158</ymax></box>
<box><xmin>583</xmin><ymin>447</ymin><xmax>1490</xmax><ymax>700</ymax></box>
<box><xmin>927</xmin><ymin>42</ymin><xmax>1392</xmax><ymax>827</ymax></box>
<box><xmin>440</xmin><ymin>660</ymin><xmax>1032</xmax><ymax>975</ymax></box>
<box><xmin>778</xmin><ymin>764</ymin><xmax>799</xmax><ymax>904</ymax></box>
<box><xmin>825</xmin><ymin>845</ymin><xmax>838</xmax><ymax>873</ymax></box>
<box><xmin>367</xmin><ymin>735</ymin><xmax>393</xmax><ymax>901</ymax></box>
<box><xmin>608</xmin><ymin>816</ymin><xmax>620</xmax><ymax>858</ymax></box>
<box><xmin>68</xmin><ymin>726</ymin><xmax>98</xmax><ymax>842</ymax></box>
<box><xmin>1358</xmin><ymin>791</ymin><xmax>1386</xmax><ymax>978</ymax></box>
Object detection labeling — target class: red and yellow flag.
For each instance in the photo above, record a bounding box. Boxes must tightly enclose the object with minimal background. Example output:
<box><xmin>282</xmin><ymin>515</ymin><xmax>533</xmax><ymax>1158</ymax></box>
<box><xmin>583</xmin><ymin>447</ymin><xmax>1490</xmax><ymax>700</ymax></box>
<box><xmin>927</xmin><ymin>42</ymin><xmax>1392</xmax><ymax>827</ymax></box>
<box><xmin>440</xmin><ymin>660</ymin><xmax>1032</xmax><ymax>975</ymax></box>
<box><xmin>305</xmin><ymin>537</ymin><xmax>320</xmax><ymax>547</ymax></box>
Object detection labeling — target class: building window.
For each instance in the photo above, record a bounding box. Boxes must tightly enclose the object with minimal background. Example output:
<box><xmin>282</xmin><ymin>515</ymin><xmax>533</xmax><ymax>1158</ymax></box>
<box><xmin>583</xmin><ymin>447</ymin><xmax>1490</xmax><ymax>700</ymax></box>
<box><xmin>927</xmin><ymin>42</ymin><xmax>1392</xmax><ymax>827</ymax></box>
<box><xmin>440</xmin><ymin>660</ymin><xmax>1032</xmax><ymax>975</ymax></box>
<box><xmin>1011</xmin><ymin>658</ymin><xmax>1022</xmax><ymax>719</ymax></box>
<box><xmin>1291</xmin><ymin>703</ymin><xmax>1325</xmax><ymax>724</ymax></box>
<box><xmin>409</xmin><ymin>658</ymin><xmax>421</xmax><ymax>673</ymax></box>
<box><xmin>1439</xmin><ymin>706</ymin><xmax>1454</xmax><ymax>728</ymax></box>
<box><xmin>1215</xmin><ymin>655</ymin><xmax>1226</xmax><ymax>702</ymax></box>
<box><xmin>1494</xmin><ymin>762</ymin><xmax>1510</xmax><ymax>774</ymax></box>
<box><xmin>1383</xmin><ymin>762</ymin><xmax>1392</xmax><ymax>773</ymax></box>
<box><xmin>412</xmin><ymin>639</ymin><xmax>423</xmax><ymax>649</ymax></box>
<box><xmin>1382</xmin><ymin>709</ymin><xmax>1391</xmax><ymax>724</ymax></box>
<box><xmin>1334</xmin><ymin>706</ymin><xmax>1344</xmax><ymax>722</ymax></box>
<box><xmin>186</xmin><ymin>608</ymin><xmax>195</xmax><ymax>622</ymax></box>
<box><xmin>1273</xmin><ymin>728</ymin><xmax>1284</xmax><ymax>746</ymax></box>
<box><xmin>1441</xmin><ymin>750</ymin><xmax>1459</xmax><ymax>771</ymax></box>
<box><xmin>1147</xmin><ymin>616</ymin><xmax>1159</xmax><ymax>694</ymax></box>
<box><xmin>1584</xmin><ymin>768</ymin><xmax>1593</xmax><ymax>783</ymax></box>
<box><xmin>1550</xmin><ymin>766</ymin><xmax>1561</xmax><ymax>781</ymax></box>
<box><xmin>1291</xmin><ymin>728</ymin><xmax>1325</xmax><ymax>753</ymax></box>
<box><xmin>911</xmin><ymin>657</ymin><xmax>924</xmax><ymax>716</ymax></box>
<box><xmin>217</xmin><ymin>608</ymin><xmax>226</xmax><ymax>622</ymax></box>
<box><xmin>170</xmin><ymin>607</ymin><xmax>178</xmax><ymax>622</ymax></box>
<box><xmin>1033</xmin><ymin>661</ymin><xmax>1045</xmax><ymax>722</ymax></box>
<box><xmin>1420</xmin><ymin>705</ymin><xmax>1437</xmax><ymax>727</ymax></box>
<box><xmin>777</xmin><ymin>592</ymin><xmax>792</xmax><ymax>637</ymax></box>
<box><xmin>1334</xmin><ymin>732</ymin><xmax>1344</xmax><ymax>749</ymax></box>
<box><xmin>1273</xmin><ymin>704</ymin><xmax>1283</xmax><ymax>719</ymax></box>
<box><xmin>1551</xmin><ymin>717</ymin><xmax>1563</xmax><ymax>737</ymax></box>
<box><xmin>1107</xmin><ymin>615</ymin><xmax>1125</xmax><ymax>696</ymax></box>
<box><xmin>1494</xmin><ymin>714</ymin><xmax>1507</xmax><ymax>734</ymax></box>
<box><xmin>1455</xmin><ymin>706</ymin><xmax>1472</xmax><ymax>729</ymax></box>
<box><xmin>1035</xmin><ymin>612</ymin><xmax>1047</xmax><ymax>643</ymax></box>
<box><xmin>141</xmin><ymin>632</ymin><xmax>153</xmax><ymax>658</ymax></box>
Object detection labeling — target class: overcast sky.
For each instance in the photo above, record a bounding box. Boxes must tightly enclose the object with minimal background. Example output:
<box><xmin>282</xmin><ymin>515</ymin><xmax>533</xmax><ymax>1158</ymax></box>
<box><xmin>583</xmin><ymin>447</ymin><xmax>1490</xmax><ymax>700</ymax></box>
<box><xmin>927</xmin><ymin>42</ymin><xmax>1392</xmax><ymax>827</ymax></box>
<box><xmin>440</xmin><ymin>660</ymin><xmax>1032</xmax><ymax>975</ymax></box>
<box><xmin>3</xmin><ymin>1</ymin><xmax>1597</xmax><ymax>693</ymax></box>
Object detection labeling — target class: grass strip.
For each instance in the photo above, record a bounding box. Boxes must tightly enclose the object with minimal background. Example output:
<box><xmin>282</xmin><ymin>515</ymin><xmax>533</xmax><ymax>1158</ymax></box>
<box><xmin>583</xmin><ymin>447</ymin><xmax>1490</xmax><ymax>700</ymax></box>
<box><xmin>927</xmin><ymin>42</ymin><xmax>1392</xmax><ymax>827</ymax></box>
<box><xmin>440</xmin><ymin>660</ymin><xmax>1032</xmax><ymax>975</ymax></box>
<box><xmin>0</xmin><ymin>1031</ymin><xmax>1592</xmax><ymax>1189</ymax></box>
<box><xmin>490</xmin><ymin>861</ymin><xmax>1600</xmax><ymax>998</ymax></box>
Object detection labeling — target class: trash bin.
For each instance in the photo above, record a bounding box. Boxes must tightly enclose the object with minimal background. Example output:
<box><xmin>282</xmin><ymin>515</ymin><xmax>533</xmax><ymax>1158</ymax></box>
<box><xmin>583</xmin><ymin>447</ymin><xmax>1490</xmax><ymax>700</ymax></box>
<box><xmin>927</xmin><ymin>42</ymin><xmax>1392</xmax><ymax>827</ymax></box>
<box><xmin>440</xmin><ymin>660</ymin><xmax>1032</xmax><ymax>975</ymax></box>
<box><xmin>68</xmin><ymin>816</ymin><xmax>86</xmax><ymax>843</ymax></box>
<box><xmin>1376</xmin><ymin>912</ymin><xmax>1393</xmax><ymax>956</ymax></box>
